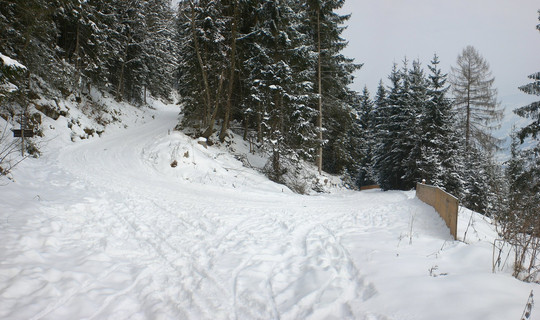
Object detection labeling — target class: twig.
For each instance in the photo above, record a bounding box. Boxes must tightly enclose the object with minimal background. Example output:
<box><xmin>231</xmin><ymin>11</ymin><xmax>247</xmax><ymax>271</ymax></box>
<box><xmin>409</xmin><ymin>212</ymin><xmax>416</xmax><ymax>245</ymax></box>
<box><xmin>463</xmin><ymin>209</ymin><xmax>474</xmax><ymax>243</ymax></box>
<box><xmin>520</xmin><ymin>290</ymin><xmax>534</xmax><ymax>320</ymax></box>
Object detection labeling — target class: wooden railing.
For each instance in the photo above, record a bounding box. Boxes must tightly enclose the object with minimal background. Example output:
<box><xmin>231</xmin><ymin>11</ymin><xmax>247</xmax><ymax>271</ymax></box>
<box><xmin>416</xmin><ymin>182</ymin><xmax>459</xmax><ymax>239</ymax></box>
<box><xmin>360</xmin><ymin>184</ymin><xmax>379</xmax><ymax>191</ymax></box>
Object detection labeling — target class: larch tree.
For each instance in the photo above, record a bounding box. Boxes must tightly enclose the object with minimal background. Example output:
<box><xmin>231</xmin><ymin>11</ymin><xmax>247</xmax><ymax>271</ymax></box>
<box><xmin>450</xmin><ymin>45</ymin><xmax>503</xmax><ymax>153</ymax></box>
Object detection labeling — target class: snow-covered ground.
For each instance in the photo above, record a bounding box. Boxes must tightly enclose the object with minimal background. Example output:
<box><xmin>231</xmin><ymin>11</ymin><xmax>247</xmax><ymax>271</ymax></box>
<box><xmin>0</xmin><ymin>100</ymin><xmax>537</xmax><ymax>320</ymax></box>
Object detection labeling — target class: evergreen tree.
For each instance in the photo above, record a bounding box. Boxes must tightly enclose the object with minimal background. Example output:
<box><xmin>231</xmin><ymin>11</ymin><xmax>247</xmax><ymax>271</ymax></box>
<box><xmin>175</xmin><ymin>0</ymin><xmax>360</xmax><ymax>184</ymax></box>
<box><xmin>373</xmin><ymin>56</ymin><xmax>464</xmax><ymax>193</ymax></box>
<box><xmin>356</xmin><ymin>86</ymin><xmax>377</xmax><ymax>187</ymax></box>
<box><xmin>139</xmin><ymin>0</ymin><xmax>177</xmax><ymax>102</ymax></box>
<box><xmin>250</xmin><ymin>0</ymin><xmax>319</xmax><ymax>180</ymax></box>
<box><xmin>251</xmin><ymin>0</ymin><xmax>301</xmax><ymax>179</ymax></box>
<box><xmin>511</xmin><ymin>9</ymin><xmax>540</xmax><ymax>204</ymax></box>
<box><xmin>402</xmin><ymin>59</ymin><xmax>428</xmax><ymax>187</ymax></box>
<box><xmin>499</xmin><ymin>10</ymin><xmax>540</xmax><ymax>282</ymax></box>
<box><xmin>0</xmin><ymin>53</ymin><xmax>27</xmax><ymax>110</ymax></box>
<box><xmin>514</xmin><ymin>13</ymin><xmax>540</xmax><ymax>144</ymax></box>
<box><xmin>504</xmin><ymin>133</ymin><xmax>540</xmax><ymax>239</ymax></box>
<box><xmin>0</xmin><ymin>0</ymin><xmax>70</xmax><ymax>98</ymax></box>
<box><xmin>305</xmin><ymin>0</ymin><xmax>362</xmax><ymax>175</ymax></box>
<box><xmin>176</xmin><ymin>0</ymin><xmax>231</xmax><ymax>133</ymax></box>
<box><xmin>423</xmin><ymin>54</ymin><xmax>463</xmax><ymax>195</ymax></box>
<box><xmin>374</xmin><ymin>64</ymin><xmax>405</xmax><ymax>190</ymax></box>
<box><xmin>1</xmin><ymin>0</ymin><xmax>176</xmax><ymax>106</ymax></box>
<box><xmin>515</xmin><ymin>71</ymin><xmax>540</xmax><ymax>142</ymax></box>
<box><xmin>460</xmin><ymin>146</ymin><xmax>499</xmax><ymax>215</ymax></box>
<box><xmin>376</xmin><ymin>59</ymin><xmax>426</xmax><ymax>190</ymax></box>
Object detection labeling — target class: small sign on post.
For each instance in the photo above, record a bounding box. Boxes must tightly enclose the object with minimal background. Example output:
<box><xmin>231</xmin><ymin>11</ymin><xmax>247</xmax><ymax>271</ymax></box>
<box><xmin>12</xmin><ymin>113</ymin><xmax>34</xmax><ymax>156</ymax></box>
<box><xmin>12</xmin><ymin>129</ymin><xmax>34</xmax><ymax>138</ymax></box>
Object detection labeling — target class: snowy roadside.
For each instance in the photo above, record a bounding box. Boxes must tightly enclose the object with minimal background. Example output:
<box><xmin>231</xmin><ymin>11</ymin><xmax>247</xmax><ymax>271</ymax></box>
<box><xmin>0</xmin><ymin>100</ymin><xmax>537</xmax><ymax>319</ymax></box>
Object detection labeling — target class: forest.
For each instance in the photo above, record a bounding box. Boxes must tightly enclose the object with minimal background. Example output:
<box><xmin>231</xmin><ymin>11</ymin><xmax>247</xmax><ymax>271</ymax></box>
<box><xmin>1</xmin><ymin>1</ymin><xmax>540</xmax><ymax>279</ymax></box>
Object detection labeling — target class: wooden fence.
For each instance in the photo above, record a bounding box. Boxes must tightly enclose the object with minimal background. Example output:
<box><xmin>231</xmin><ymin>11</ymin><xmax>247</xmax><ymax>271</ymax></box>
<box><xmin>416</xmin><ymin>182</ymin><xmax>459</xmax><ymax>239</ymax></box>
<box><xmin>360</xmin><ymin>184</ymin><xmax>379</xmax><ymax>191</ymax></box>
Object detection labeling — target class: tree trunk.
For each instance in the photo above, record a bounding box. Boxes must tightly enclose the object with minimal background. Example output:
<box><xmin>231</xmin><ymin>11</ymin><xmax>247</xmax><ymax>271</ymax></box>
<box><xmin>116</xmin><ymin>33</ymin><xmax>131</xmax><ymax>101</ymax></box>
<box><xmin>243</xmin><ymin>113</ymin><xmax>248</xmax><ymax>141</ymax></box>
<box><xmin>74</xmin><ymin>21</ymin><xmax>81</xmax><ymax>101</ymax></box>
<box><xmin>189</xmin><ymin>0</ymin><xmax>212</xmax><ymax>125</ymax></box>
<box><xmin>219</xmin><ymin>0</ymin><xmax>239</xmax><ymax>142</ymax></box>
<box><xmin>201</xmin><ymin>71</ymin><xmax>225</xmax><ymax>139</ymax></box>
<box><xmin>464</xmin><ymin>62</ymin><xmax>471</xmax><ymax>150</ymax></box>
<box><xmin>316</xmin><ymin>8</ymin><xmax>323</xmax><ymax>175</ymax></box>
<box><xmin>257</xmin><ymin>102</ymin><xmax>262</xmax><ymax>143</ymax></box>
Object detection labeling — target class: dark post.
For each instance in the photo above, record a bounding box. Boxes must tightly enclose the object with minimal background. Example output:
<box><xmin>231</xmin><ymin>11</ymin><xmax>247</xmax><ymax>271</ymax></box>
<box><xmin>20</xmin><ymin>113</ymin><xmax>24</xmax><ymax>156</ymax></box>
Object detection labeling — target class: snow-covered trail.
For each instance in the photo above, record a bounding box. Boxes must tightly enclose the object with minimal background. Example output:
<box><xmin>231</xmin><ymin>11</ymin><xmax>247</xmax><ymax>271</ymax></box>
<box><xmin>1</xmin><ymin>104</ymin><xmax>537</xmax><ymax>319</ymax></box>
<box><xmin>52</xmin><ymin>105</ymin><xmax>397</xmax><ymax>319</ymax></box>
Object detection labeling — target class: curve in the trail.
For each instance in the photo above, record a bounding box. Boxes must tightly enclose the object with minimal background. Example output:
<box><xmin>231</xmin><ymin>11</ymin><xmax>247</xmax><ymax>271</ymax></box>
<box><xmin>50</xmin><ymin>104</ymin><xmax>390</xmax><ymax>319</ymax></box>
<box><xmin>2</xmin><ymin>103</ymin><xmax>447</xmax><ymax>320</ymax></box>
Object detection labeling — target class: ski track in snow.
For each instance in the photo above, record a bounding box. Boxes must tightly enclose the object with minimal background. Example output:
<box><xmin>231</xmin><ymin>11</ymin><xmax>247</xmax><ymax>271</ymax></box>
<box><xmin>1</xmin><ymin>104</ymin><xmax>537</xmax><ymax>319</ymax></box>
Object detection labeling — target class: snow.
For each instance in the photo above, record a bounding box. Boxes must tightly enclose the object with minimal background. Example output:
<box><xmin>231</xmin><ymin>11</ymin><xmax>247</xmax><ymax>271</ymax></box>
<box><xmin>0</xmin><ymin>53</ymin><xmax>26</xmax><ymax>70</ymax></box>
<box><xmin>0</xmin><ymin>99</ymin><xmax>538</xmax><ymax>319</ymax></box>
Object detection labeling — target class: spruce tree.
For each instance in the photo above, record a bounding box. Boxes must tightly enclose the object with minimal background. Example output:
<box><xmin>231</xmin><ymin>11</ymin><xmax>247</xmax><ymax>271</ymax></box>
<box><xmin>502</xmin><ymin>10</ymin><xmax>540</xmax><ymax>262</ymax></box>
<box><xmin>515</xmin><ymin>9</ymin><xmax>540</xmax><ymax>144</ymax></box>
<box><xmin>0</xmin><ymin>0</ymin><xmax>70</xmax><ymax>98</ymax></box>
<box><xmin>139</xmin><ymin>0</ymin><xmax>177</xmax><ymax>102</ymax></box>
<box><xmin>423</xmin><ymin>54</ymin><xmax>463</xmax><ymax>195</ymax></box>
<box><xmin>515</xmin><ymin>71</ymin><xmax>540</xmax><ymax>142</ymax></box>
<box><xmin>356</xmin><ymin>86</ymin><xmax>377</xmax><ymax>187</ymax></box>
<box><xmin>373</xmin><ymin>56</ymin><xmax>464</xmax><ymax>193</ymax></box>
<box><xmin>305</xmin><ymin>0</ymin><xmax>362</xmax><ymax>175</ymax></box>
<box><xmin>176</xmin><ymin>0</ymin><xmax>231</xmax><ymax>133</ymax></box>
<box><xmin>0</xmin><ymin>53</ymin><xmax>27</xmax><ymax>110</ymax></box>
<box><xmin>402</xmin><ymin>59</ymin><xmax>428</xmax><ymax>187</ymax></box>
<box><xmin>374</xmin><ymin>64</ymin><xmax>404</xmax><ymax>190</ymax></box>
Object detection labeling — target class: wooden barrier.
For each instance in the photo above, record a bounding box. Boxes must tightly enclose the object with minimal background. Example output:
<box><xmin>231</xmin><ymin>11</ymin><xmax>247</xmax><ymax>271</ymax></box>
<box><xmin>360</xmin><ymin>184</ymin><xmax>380</xmax><ymax>191</ymax></box>
<box><xmin>416</xmin><ymin>182</ymin><xmax>458</xmax><ymax>239</ymax></box>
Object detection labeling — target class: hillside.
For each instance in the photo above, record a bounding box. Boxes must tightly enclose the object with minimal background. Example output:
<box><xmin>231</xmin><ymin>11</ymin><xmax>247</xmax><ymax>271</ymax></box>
<box><xmin>0</xmin><ymin>99</ymin><xmax>537</xmax><ymax>319</ymax></box>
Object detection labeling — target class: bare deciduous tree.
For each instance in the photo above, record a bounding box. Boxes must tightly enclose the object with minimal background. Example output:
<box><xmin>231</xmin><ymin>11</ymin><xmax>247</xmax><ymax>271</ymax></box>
<box><xmin>450</xmin><ymin>45</ymin><xmax>503</xmax><ymax>153</ymax></box>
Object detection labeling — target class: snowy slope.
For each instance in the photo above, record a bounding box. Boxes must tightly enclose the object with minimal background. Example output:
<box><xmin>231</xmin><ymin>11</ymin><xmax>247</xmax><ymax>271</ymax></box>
<box><xmin>0</xmin><ymin>101</ymin><xmax>538</xmax><ymax>320</ymax></box>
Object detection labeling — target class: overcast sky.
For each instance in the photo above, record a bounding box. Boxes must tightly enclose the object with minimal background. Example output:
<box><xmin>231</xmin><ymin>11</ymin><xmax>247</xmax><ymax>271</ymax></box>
<box><xmin>338</xmin><ymin>0</ymin><xmax>540</xmax><ymax>112</ymax></box>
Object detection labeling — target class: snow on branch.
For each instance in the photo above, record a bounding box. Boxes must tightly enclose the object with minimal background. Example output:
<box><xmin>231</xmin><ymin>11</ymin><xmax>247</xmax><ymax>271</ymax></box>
<box><xmin>0</xmin><ymin>53</ymin><xmax>26</xmax><ymax>71</ymax></box>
